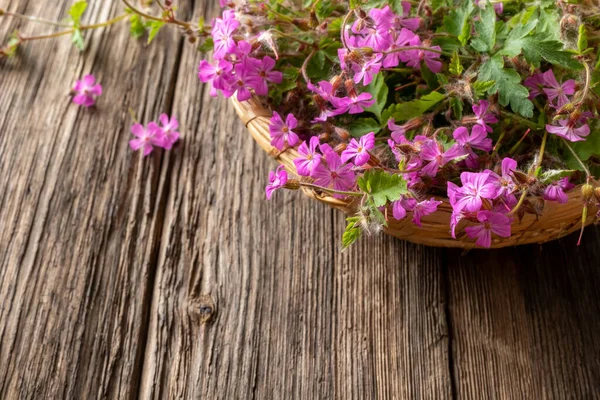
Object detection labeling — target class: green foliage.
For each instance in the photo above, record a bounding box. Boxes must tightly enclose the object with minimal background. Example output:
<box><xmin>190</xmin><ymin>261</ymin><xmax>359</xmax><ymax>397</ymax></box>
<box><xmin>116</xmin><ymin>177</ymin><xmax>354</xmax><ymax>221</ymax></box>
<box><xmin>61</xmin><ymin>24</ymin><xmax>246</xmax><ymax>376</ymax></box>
<box><xmin>472</xmin><ymin>80</ymin><xmax>495</xmax><ymax>98</ymax></box>
<box><xmin>578</xmin><ymin>24</ymin><xmax>588</xmax><ymax>55</ymax></box>
<box><xmin>342</xmin><ymin>216</ymin><xmax>362</xmax><ymax>248</ymax></box>
<box><xmin>539</xmin><ymin>169</ymin><xmax>575</xmax><ymax>184</ymax></box>
<box><xmin>450</xmin><ymin>97</ymin><xmax>463</xmax><ymax>120</ymax></box>
<box><xmin>442</xmin><ymin>1</ymin><xmax>474</xmax><ymax>46</ymax></box>
<box><xmin>68</xmin><ymin>1</ymin><xmax>87</xmax><ymax>25</ymax></box>
<box><xmin>129</xmin><ymin>14</ymin><xmax>146</xmax><ymax>39</ymax></box>
<box><xmin>384</xmin><ymin>91</ymin><xmax>446</xmax><ymax>122</ymax></box>
<box><xmin>147</xmin><ymin>21</ymin><xmax>165</xmax><ymax>44</ymax></box>
<box><xmin>564</xmin><ymin>130</ymin><xmax>600</xmax><ymax>171</ymax></box>
<box><xmin>477</xmin><ymin>55</ymin><xmax>533</xmax><ymax>118</ymax></box>
<box><xmin>449</xmin><ymin>51</ymin><xmax>463</xmax><ymax>76</ymax></box>
<box><xmin>471</xmin><ymin>2</ymin><xmax>496</xmax><ymax>53</ymax></box>
<box><xmin>365</xmin><ymin>73</ymin><xmax>388</xmax><ymax>122</ymax></box>
<box><xmin>69</xmin><ymin>0</ymin><xmax>87</xmax><ymax>50</ymax></box>
<box><xmin>357</xmin><ymin>170</ymin><xmax>407</xmax><ymax>207</ymax></box>
<box><xmin>348</xmin><ymin>118</ymin><xmax>381</xmax><ymax>137</ymax></box>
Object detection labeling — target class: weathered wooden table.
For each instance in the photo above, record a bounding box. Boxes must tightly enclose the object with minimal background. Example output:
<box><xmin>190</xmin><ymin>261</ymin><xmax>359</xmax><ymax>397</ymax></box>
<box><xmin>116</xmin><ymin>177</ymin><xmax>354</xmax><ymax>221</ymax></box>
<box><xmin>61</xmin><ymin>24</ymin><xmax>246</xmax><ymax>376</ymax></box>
<box><xmin>1</xmin><ymin>1</ymin><xmax>600</xmax><ymax>399</ymax></box>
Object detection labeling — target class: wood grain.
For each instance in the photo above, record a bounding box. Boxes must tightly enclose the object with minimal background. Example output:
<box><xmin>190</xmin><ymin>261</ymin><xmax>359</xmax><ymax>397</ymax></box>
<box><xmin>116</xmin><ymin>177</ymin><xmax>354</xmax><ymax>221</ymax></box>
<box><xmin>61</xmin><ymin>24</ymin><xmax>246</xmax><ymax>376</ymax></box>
<box><xmin>0</xmin><ymin>0</ymin><xmax>183</xmax><ymax>398</ymax></box>
<box><xmin>1</xmin><ymin>1</ymin><xmax>600</xmax><ymax>399</ymax></box>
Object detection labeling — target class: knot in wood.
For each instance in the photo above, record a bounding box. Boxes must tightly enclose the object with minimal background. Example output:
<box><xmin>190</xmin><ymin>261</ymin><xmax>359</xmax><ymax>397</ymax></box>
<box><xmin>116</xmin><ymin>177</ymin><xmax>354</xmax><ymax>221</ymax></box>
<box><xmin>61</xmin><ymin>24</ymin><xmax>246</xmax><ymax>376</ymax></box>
<box><xmin>189</xmin><ymin>294</ymin><xmax>216</xmax><ymax>324</ymax></box>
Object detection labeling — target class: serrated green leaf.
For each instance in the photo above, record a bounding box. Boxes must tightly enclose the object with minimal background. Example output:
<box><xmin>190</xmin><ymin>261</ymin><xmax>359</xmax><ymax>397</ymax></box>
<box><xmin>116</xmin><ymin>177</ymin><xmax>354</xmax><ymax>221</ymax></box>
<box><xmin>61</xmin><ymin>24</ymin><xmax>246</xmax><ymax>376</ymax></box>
<box><xmin>72</xmin><ymin>28</ymin><xmax>85</xmax><ymax>50</ymax></box>
<box><xmin>348</xmin><ymin>118</ymin><xmax>381</xmax><ymax>137</ymax></box>
<box><xmin>129</xmin><ymin>14</ymin><xmax>146</xmax><ymax>39</ymax></box>
<box><xmin>477</xmin><ymin>55</ymin><xmax>533</xmax><ymax>118</ymax></box>
<box><xmin>387</xmin><ymin>91</ymin><xmax>446</xmax><ymax>122</ymax></box>
<box><xmin>69</xmin><ymin>1</ymin><xmax>87</xmax><ymax>26</ymax></box>
<box><xmin>365</xmin><ymin>73</ymin><xmax>388</xmax><ymax>122</ymax></box>
<box><xmin>147</xmin><ymin>21</ymin><xmax>165</xmax><ymax>44</ymax></box>
<box><xmin>442</xmin><ymin>1</ymin><xmax>474</xmax><ymax>46</ymax></box>
<box><xmin>449</xmin><ymin>50</ymin><xmax>463</xmax><ymax>76</ymax></box>
<box><xmin>357</xmin><ymin>170</ymin><xmax>407</xmax><ymax>207</ymax></box>
<box><xmin>306</xmin><ymin>50</ymin><xmax>328</xmax><ymax>81</ymax></box>
<box><xmin>471</xmin><ymin>1</ymin><xmax>496</xmax><ymax>52</ymax></box>
<box><xmin>472</xmin><ymin>80</ymin><xmax>495</xmax><ymax>97</ymax></box>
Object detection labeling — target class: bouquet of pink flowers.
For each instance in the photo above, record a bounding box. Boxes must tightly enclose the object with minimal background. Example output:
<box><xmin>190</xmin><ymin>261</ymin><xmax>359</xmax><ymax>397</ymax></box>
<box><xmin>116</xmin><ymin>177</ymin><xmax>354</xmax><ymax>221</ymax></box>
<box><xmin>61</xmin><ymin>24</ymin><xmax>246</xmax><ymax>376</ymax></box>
<box><xmin>4</xmin><ymin>0</ymin><xmax>600</xmax><ymax>248</ymax></box>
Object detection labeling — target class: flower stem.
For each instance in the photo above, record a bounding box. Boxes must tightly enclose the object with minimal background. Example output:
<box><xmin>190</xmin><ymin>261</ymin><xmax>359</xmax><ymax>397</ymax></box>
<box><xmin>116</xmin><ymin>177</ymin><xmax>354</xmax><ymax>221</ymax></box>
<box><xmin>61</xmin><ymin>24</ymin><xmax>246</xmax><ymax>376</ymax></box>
<box><xmin>382</xmin><ymin>46</ymin><xmax>475</xmax><ymax>59</ymax></box>
<box><xmin>301</xmin><ymin>48</ymin><xmax>316</xmax><ymax>83</ymax></box>
<box><xmin>300</xmin><ymin>182</ymin><xmax>362</xmax><ymax>197</ymax></box>
<box><xmin>121</xmin><ymin>0</ymin><xmax>190</xmax><ymax>29</ymax></box>
<box><xmin>508</xmin><ymin>128</ymin><xmax>531</xmax><ymax>154</ymax></box>
<box><xmin>576</xmin><ymin>61</ymin><xmax>591</xmax><ymax>107</ymax></box>
<box><xmin>20</xmin><ymin>14</ymin><xmax>128</xmax><ymax>42</ymax></box>
<box><xmin>562</xmin><ymin>138</ymin><xmax>591</xmax><ymax>177</ymax></box>
<box><xmin>270</xmin><ymin>29</ymin><xmax>315</xmax><ymax>47</ymax></box>
<box><xmin>533</xmin><ymin>130</ymin><xmax>548</xmax><ymax>176</ymax></box>
<box><xmin>508</xmin><ymin>190</ymin><xmax>528</xmax><ymax>216</ymax></box>
<box><xmin>2</xmin><ymin>11</ymin><xmax>72</xmax><ymax>27</ymax></box>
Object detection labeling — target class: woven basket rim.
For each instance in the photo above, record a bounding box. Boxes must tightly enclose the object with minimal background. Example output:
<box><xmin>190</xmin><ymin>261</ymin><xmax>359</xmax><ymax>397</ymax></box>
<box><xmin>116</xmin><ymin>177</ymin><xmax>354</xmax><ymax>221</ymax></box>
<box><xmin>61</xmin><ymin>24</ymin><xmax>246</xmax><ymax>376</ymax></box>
<box><xmin>232</xmin><ymin>96</ymin><xmax>596</xmax><ymax>249</ymax></box>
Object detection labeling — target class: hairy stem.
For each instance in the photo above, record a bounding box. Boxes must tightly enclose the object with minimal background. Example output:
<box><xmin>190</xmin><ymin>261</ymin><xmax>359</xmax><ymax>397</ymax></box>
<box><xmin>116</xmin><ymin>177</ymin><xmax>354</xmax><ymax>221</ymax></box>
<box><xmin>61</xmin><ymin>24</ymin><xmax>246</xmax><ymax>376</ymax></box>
<box><xmin>300</xmin><ymin>182</ymin><xmax>361</xmax><ymax>197</ymax></box>
<box><xmin>20</xmin><ymin>14</ymin><xmax>128</xmax><ymax>42</ymax></box>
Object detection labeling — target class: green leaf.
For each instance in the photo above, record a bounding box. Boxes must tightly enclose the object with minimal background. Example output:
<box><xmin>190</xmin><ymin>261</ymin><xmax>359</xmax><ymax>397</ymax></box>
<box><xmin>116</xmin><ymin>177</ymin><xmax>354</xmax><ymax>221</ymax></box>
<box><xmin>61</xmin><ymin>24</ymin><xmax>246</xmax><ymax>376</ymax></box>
<box><xmin>348</xmin><ymin>118</ymin><xmax>381</xmax><ymax>137</ymax></box>
<box><xmin>477</xmin><ymin>55</ymin><xmax>533</xmax><ymax>118</ymax></box>
<box><xmin>197</xmin><ymin>37</ymin><xmax>214</xmax><ymax>53</ymax></box>
<box><xmin>420</xmin><ymin>64</ymin><xmax>439</xmax><ymax>89</ymax></box>
<box><xmin>539</xmin><ymin>169</ymin><xmax>575</xmax><ymax>184</ymax></box>
<box><xmin>72</xmin><ymin>28</ymin><xmax>85</xmax><ymax>50</ymax></box>
<box><xmin>365</xmin><ymin>73</ymin><xmax>388</xmax><ymax>122</ymax></box>
<box><xmin>147</xmin><ymin>21</ymin><xmax>165</xmax><ymax>44</ymax></box>
<box><xmin>442</xmin><ymin>1</ymin><xmax>474</xmax><ymax>46</ymax></box>
<box><xmin>450</xmin><ymin>97</ymin><xmax>463</xmax><ymax>120</ymax></box>
<box><xmin>565</xmin><ymin>129</ymin><xmax>600</xmax><ymax>168</ymax></box>
<box><xmin>69</xmin><ymin>1</ymin><xmax>87</xmax><ymax>26</ymax></box>
<box><xmin>498</xmin><ymin>19</ymin><xmax>581</xmax><ymax>70</ymax></box>
<box><xmin>306</xmin><ymin>50</ymin><xmax>328</xmax><ymax>81</ymax></box>
<box><xmin>342</xmin><ymin>216</ymin><xmax>362</xmax><ymax>248</ymax></box>
<box><xmin>472</xmin><ymin>80</ymin><xmax>495</xmax><ymax>97</ymax></box>
<box><xmin>449</xmin><ymin>50</ymin><xmax>463</xmax><ymax>76</ymax></box>
<box><xmin>578</xmin><ymin>24</ymin><xmax>588</xmax><ymax>55</ymax></box>
<box><xmin>471</xmin><ymin>1</ymin><xmax>496</xmax><ymax>52</ymax></box>
<box><xmin>357</xmin><ymin>170</ymin><xmax>407</xmax><ymax>207</ymax></box>
<box><xmin>129</xmin><ymin>14</ymin><xmax>146</xmax><ymax>39</ymax></box>
<box><xmin>387</xmin><ymin>91</ymin><xmax>446</xmax><ymax>122</ymax></box>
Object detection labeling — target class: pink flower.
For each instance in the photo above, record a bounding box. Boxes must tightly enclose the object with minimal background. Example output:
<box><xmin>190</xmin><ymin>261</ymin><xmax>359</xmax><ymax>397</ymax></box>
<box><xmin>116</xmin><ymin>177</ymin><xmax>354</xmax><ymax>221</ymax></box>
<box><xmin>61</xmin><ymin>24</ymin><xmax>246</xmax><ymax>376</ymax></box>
<box><xmin>253</xmin><ymin>56</ymin><xmax>283</xmax><ymax>96</ymax></box>
<box><xmin>411</xmin><ymin>198</ymin><xmax>442</xmax><ymax>227</ymax></box>
<box><xmin>543</xmin><ymin>177</ymin><xmax>574</xmax><ymax>204</ymax></box>
<box><xmin>198</xmin><ymin>60</ymin><xmax>234</xmax><ymax>97</ymax></box>
<box><xmin>392</xmin><ymin>2</ymin><xmax>420</xmax><ymax>31</ymax></box>
<box><xmin>269</xmin><ymin>111</ymin><xmax>299</xmax><ymax>150</ymax></box>
<box><xmin>212</xmin><ymin>11</ymin><xmax>239</xmax><ymax>59</ymax></box>
<box><xmin>382</xmin><ymin>28</ymin><xmax>414</xmax><ymax>68</ymax></box>
<box><xmin>400</xmin><ymin>36</ymin><xmax>442</xmax><ymax>73</ymax></box>
<box><xmin>453</xmin><ymin>125</ymin><xmax>492</xmax><ymax>169</ymax></box>
<box><xmin>353</xmin><ymin>54</ymin><xmax>382</xmax><ymax>86</ymax></box>
<box><xmin>341</xmin><ymin>132</ymin><xmax>375</xmax><ymax>166</ymax></box>
<box><xmin>129</xmin><ymin>122</ymin><xmax>162</xmax><ymax>156</ymax></box>
<box><xmin>392</xmin><ymin>198</ymin><xmax>409</xmax><ymax>220</ymax></box>
<box><xmin>419</xmin><ymin>140</ymin><xmax>467</xmax><ymax>176</ymax></box>
<box><xmin>448</xmin><ymin>170</ymin><xmax>498</xmax><ymax>213</ymax></box>
<box><xmin>472</xmin><ymin>100</ymin><xmax>498</xmax><ymax>133</ymax></box>
<box><xmin>229</xmin><ymin>63</ymin><xmax>262</xmax><ymax>101</ymax></box>
<box><xmin>493</xmin><ymin>157</ymin><xmax>518</xmax><ymax>201</ymax></box>
<box><xmin>524</xmin><ymin>73</ymin><xmax>544</xmax><ymax>99</ymax></box>
<box><xmin>73</xmin><ymin>74</ymin><xmax>102</xmax><ymax>107</ymax></box>
<box><xmin>155</xmin><ymin>114</ymin><xmax>180</xmax><ymax>150</ymax></box>
<box><xmin>388</xmin><ymin>119</ymin><xmax>407</xmax><ymax>143</ymax></box>
<box><xmin>307</xmin><ymin>80</ymin><xmax>336</xmax><ymax>101</ymax></box>
<box><xmin>311</xmin><ymin>149</ymin><xmax>356</xmax><ymax>198</ymax></box>
<box><xmin>265</xmin><ymin>165</ymin><xmax>288</xmax><ymax>200</ymax></box>
<box><xmin>465</xmin><ymin>211</ymin><xmax>512</xmax><ymax>248</ymax></box>
<box><xmin>542</xmin><ymin>70</ymin><xmax>575</xmax><ymax>108</ymax></box>
<box><xmin>546</xmin><ymin>118</ymin><xmax>590</xmax><ymax>142</ymax></box>
<box><xmin>332</xmin><ymin>92</ymin><xmax>375</xmax><ymax>114</ymax></box>
<box><xmin>294</xmin><ymin>136</ymin><xmax>321</xmax><ymax>176</ymax></box>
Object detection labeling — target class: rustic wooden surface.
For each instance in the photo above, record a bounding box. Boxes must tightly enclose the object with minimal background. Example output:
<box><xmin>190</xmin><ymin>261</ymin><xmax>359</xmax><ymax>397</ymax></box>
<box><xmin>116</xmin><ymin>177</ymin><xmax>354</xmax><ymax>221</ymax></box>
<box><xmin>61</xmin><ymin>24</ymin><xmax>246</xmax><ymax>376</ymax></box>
<box><xmin>1</xmin><ymin>1</ymin><xmax>599</xmax><ymax>399</ymax></box>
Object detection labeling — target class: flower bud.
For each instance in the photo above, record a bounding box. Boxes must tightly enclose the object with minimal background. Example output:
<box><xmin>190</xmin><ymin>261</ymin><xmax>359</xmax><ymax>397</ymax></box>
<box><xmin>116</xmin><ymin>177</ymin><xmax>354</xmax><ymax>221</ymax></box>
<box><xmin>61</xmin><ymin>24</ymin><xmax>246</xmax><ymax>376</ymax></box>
<box><xmin>334</xmin><ymin>143</ymin><xmax>347</xmax><ymax>153</ymax></box>
<box><xmin>594</xmin><ymin>187</ymin><xmax>600</xmax><ymax>203</ymax></box>
<box><xmin>330</xmin><ymin>74</ymin><xmax>343</xmax><ymax>91</ymax></box>
<box><xmin>511</xmin><ymin>170</ymin><xmax>535</xmax><ymax>187</ymax></box>
<box><xmin>335</xmin><ymin>127</ymin><xmax>350</xmax><ymax>141</ymax></box>
<box><xmin>524</xmin><ymin>196</ymin><xmax>545</xmax><ymax>216</ymax></box>
<box><xmin>284</xmin><ymin>180</ymin><xmax>300</xmax><ymax>190</ymax></box>
<box><xmin>344</xmin><ymin>79</ymin><xmax>357</xmax><ymax>98</ymax></box>
<box><xmin>581</xmin><ymin>183</ymin><xmax>594</xmax><ymax>202</ymax></box>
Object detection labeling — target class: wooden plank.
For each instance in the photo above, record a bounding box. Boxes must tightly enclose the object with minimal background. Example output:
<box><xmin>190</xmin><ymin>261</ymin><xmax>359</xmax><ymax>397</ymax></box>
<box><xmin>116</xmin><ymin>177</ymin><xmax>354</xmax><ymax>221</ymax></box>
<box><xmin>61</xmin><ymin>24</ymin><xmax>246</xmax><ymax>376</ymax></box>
<box><xmin>137</xmin><ymin>3</ymin><xmax>452</xmax><ymax>398</ymax></box>
<box><xmin>0</xmin><ymin>1</ymin><xmax>182</xmax><ymax>398</ymax></box>
<box><xmin>446</xmin><ymin>228</ymin><xmax>600</xmax><ymax>399</ymax></box>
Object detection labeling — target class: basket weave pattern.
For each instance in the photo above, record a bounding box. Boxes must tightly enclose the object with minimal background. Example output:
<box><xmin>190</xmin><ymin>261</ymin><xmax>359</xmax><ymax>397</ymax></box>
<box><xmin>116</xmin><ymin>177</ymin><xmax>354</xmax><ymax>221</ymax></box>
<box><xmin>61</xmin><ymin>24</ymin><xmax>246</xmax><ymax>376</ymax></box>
<box><xmin>232</xmin><ymin>97</ymin><xmax>597</xmax><ymax>249</ymax></box>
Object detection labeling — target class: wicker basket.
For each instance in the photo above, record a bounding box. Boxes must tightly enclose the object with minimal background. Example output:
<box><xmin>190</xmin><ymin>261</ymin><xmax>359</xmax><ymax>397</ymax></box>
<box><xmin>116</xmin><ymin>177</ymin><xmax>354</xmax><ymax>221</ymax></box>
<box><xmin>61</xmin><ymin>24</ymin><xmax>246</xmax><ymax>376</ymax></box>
<box><xmin>232</xmin><ymin>97</ymin><xmax>597</xmax><ymax>249</ymax></box>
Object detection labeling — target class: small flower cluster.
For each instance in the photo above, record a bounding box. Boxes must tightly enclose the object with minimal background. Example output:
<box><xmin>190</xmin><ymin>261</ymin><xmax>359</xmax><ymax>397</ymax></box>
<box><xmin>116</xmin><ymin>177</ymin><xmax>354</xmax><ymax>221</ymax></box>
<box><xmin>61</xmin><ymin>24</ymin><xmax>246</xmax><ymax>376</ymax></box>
<box><xmin>72</xmin><ymin>75</ymin><xmax>102</xmax><ymax>107</ymax></box>
<box><xmin>197</xmin><ymin>10</ymin><xmax>282</xmax><ymax>101</ymax></box>
<box><xmin>129</xmin><ymin>114</ymin><xmax>180</xmax><ymax>156</ymax></box>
